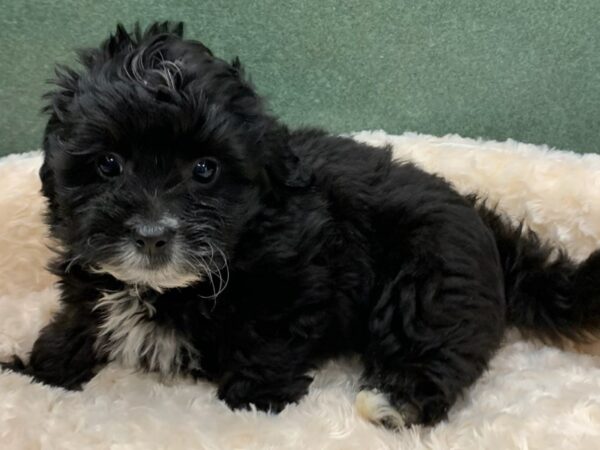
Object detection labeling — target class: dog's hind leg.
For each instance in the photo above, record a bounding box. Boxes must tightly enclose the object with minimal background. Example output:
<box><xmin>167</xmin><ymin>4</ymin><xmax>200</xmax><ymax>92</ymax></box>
<box><xmin>357</xmin><ymin>254</ymin><xmax>505</xmax><ymax>427</ymax></box>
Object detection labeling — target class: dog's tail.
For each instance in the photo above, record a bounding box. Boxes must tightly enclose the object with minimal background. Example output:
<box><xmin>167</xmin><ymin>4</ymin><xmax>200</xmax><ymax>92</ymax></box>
<box><xmin>475</xmin><ymin>200</ymin><xmax>600</xmax><ymax>345</ymax></box>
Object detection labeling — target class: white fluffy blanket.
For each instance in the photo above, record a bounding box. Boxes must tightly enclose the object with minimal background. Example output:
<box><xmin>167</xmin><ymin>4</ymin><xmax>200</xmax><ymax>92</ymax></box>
<box><xmin>1</xmin><ymin>132</ymin><xmax>599</xmax><ymax>449</ymax></box>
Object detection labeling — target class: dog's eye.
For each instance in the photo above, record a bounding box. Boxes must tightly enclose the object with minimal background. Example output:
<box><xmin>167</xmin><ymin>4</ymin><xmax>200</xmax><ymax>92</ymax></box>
<box><xmin>97</xmin><ymin>154</ymin><xmax>122</xmax><ymax>178</ymax></box>
<box><xmin>193</xmin><ymin>158</ymin><xmax>219</xmax><ymax>184</ymax></box>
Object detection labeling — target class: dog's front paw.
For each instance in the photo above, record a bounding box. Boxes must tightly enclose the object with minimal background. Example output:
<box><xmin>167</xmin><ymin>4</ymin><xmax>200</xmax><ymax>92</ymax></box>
<box><xmin>1</xmin><ymin>354</ymin><xmax>91</xmax><ymax>390</ymax></box>
<box><xmin>0</xmin><ymin>355</ymin><xmax>28</xmax><ymax>374</ymax></box>
<box><xmin>217</xmin><ymin>372</ymin><xmax>311</xmax><ymax>413</ymax></box>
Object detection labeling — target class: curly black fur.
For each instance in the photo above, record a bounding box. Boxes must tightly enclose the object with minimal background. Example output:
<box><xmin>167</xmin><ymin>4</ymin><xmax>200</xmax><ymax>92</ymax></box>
<box><xmin>2</xmin><ymin>22</ymin><xmax>600</xmax><ymax>427</ymax></box>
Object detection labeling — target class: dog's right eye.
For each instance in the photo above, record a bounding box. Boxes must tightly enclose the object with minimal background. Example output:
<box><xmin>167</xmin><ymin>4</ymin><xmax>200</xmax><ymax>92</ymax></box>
<box><xmin>97</xmin><ymin>154</ymin><xmax>122</xmax><ymax>178</ymax></box>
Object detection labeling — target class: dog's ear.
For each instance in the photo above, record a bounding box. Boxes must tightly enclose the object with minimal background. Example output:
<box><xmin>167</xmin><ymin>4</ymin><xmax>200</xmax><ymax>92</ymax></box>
<box><xmin>43</xmin><ymin>22</ymin><xmax>190</xmax><ymax>123</ymax></box>
<box><xmin>42</xmin><ymin>25</ymin><xmax>135</xmax><ymax>123</ymax></box>
<box><xmin>39</xmin><ymin>124</ymin><xmax>63</xmax><ymax>227</ymax></box>
<box><xmin>42</xmin><ymin>65</ymin><xmax>80</xmax><ymax>125</ymax></box>
<box><xmin>259</xmin><ymin>124</ymin><xmax>312</xmax><ymax>191</ymax></box>
<box><xmin>222</xmin><ymin>58</ymin><xmax>312</xmax><ymax>191</ymax></box>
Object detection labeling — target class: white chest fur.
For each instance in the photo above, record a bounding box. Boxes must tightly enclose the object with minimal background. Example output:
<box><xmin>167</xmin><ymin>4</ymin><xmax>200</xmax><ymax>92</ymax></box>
<box><xmin>94</xmin><ymin>289</ymin><xmax>199</xmax><ymax>376</ymax></box>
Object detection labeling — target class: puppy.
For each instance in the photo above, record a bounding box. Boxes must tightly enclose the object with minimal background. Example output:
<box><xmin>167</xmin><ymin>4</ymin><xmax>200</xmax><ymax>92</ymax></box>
<box><xmin>2</xmin><ymin>22</ymin><xmax>600</xmax><ymax>428</ymax></box>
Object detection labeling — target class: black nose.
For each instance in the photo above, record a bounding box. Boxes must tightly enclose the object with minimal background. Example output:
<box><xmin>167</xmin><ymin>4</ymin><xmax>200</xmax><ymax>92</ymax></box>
<box><xmin>132</xmin><ymin>225</ymin><xmax>175</xmax><ymax>256</ymax></box>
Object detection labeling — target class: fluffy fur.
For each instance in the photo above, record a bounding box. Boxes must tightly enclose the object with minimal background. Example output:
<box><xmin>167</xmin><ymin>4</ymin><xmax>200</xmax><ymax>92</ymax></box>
<box><xmin>2</xmin><ymin>22</ymin><xmax>600</xmax><ymax>430</ymax></box>
<box><xmin>1</xmin><ymin>135</ymin><xmax>600</xmax><ymax>449</ymax></box>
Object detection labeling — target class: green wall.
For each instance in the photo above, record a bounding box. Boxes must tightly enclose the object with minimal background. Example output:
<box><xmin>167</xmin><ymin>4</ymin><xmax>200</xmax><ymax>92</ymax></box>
<box><xmin>1</xmin><ymin>0</ymin><xmax>599</xmax><ymax>155</ymax></box>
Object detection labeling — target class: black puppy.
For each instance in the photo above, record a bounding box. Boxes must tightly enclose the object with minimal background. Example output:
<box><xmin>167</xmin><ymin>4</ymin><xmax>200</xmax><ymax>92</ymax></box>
<box><xmin>3</xmin><ymin>22</ymin><xmax>600</xmax><ymax>428</ymax></box>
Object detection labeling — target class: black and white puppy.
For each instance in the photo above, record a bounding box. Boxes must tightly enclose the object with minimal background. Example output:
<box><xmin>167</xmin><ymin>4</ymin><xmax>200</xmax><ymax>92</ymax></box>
<box><xmin>3</xmin><ymin>22</ymin><xmax>600</xmax><ymax>428</ymax></box>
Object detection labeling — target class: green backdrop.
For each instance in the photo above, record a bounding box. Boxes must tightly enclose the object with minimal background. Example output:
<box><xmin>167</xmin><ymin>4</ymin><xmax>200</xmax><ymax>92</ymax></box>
<box><xmin>2</xmin><ymin>0</ymin><xmax>600</xmax><ymax>156</ymax></box>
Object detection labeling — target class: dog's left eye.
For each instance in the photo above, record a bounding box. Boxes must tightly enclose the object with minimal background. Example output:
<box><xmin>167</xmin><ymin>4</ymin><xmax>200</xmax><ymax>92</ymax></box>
<box><xmin>97</xmin><ymin>154</ymin><xmax>122</xmax><ymax>178</ymax></box>
<box><xmin>193</xmin><ymin>158</ymin><xmax>219</xmax><ymax>184</ymax></box>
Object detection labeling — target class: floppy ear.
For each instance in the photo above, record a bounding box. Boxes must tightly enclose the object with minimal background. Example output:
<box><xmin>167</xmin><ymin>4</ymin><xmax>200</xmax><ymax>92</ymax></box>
<box><xmin>217</xmin><ymin>57</ymin><xmax>311</xmax><ymax>190</ymax></box>
<box><xmin>42</xmin><ymin>64</ymin><xmax>80</xmax><ymax>128</ymax></box>
<box><xmin>39</xmin><ymin>126</ymin><xmax>63</xmax><ymax>228</ymax></box>
<box><xmin>40</xmin><ymin>57</ymin><xmax>78</xmax><ymax>219</ymax></box>
<box><xmin>259</xmin><ymin>124</ymin><xmax>312</xmax><ymax>190</ymax></box>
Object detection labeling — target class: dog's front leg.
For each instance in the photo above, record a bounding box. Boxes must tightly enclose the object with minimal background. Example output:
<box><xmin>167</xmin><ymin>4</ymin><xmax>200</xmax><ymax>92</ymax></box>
<box><xmin>217</xmin><ymin>341</ymin><xmax>314</xmax><ymax>413</ymax></box>
<box><xmin>1</xmin><ymin>305</ymin><xmax>104</xmax><ymax>390</ymax></box>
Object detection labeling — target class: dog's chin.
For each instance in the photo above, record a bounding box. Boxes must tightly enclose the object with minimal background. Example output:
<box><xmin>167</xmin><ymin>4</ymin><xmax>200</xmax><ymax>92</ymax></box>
<box><xmin>93</xmin><ymin>262</ymin><xmax>203</xmax><ymax>292</ymax></box>
<box><xmin>83</xmin><ymin>241</ymin><xmax>228</xmax><ymax>294</ymax></box>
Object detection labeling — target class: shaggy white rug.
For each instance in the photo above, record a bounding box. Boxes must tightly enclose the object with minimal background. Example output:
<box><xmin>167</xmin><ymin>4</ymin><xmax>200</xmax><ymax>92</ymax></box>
<box><xmin>1</xmin><ymin>131</ymin><xmax>600</xmax><ymax>450</ymax></box>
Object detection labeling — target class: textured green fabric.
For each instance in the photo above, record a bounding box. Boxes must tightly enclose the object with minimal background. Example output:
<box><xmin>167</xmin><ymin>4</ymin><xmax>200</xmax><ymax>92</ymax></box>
<box><xmin>1</xmin><ymin>0</ymin><xmax>599</xmax><ymax>155</ymax></box>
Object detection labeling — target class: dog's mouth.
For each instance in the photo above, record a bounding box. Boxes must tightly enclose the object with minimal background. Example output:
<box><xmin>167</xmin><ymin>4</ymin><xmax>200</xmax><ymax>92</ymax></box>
<box><xmin>90</xmin><ymin>239</ymin><xmax>229</xmax><ymax>295</ymax></box>
<box><xmin>95</xmin><ymin>262</ymin><xmax>202</xmax><ymax>291</ymax></box>
<box><xmin>89</xmin><ymin>239</ymin><xmax>200</xmax><ymax>291</ymax></box>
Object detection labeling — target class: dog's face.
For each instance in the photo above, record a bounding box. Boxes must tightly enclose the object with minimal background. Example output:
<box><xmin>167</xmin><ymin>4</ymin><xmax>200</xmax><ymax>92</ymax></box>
<box><xmin>40</xmin><ymin>23</ymin><xmax>302</xmax><ymax>292</ymax></box>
